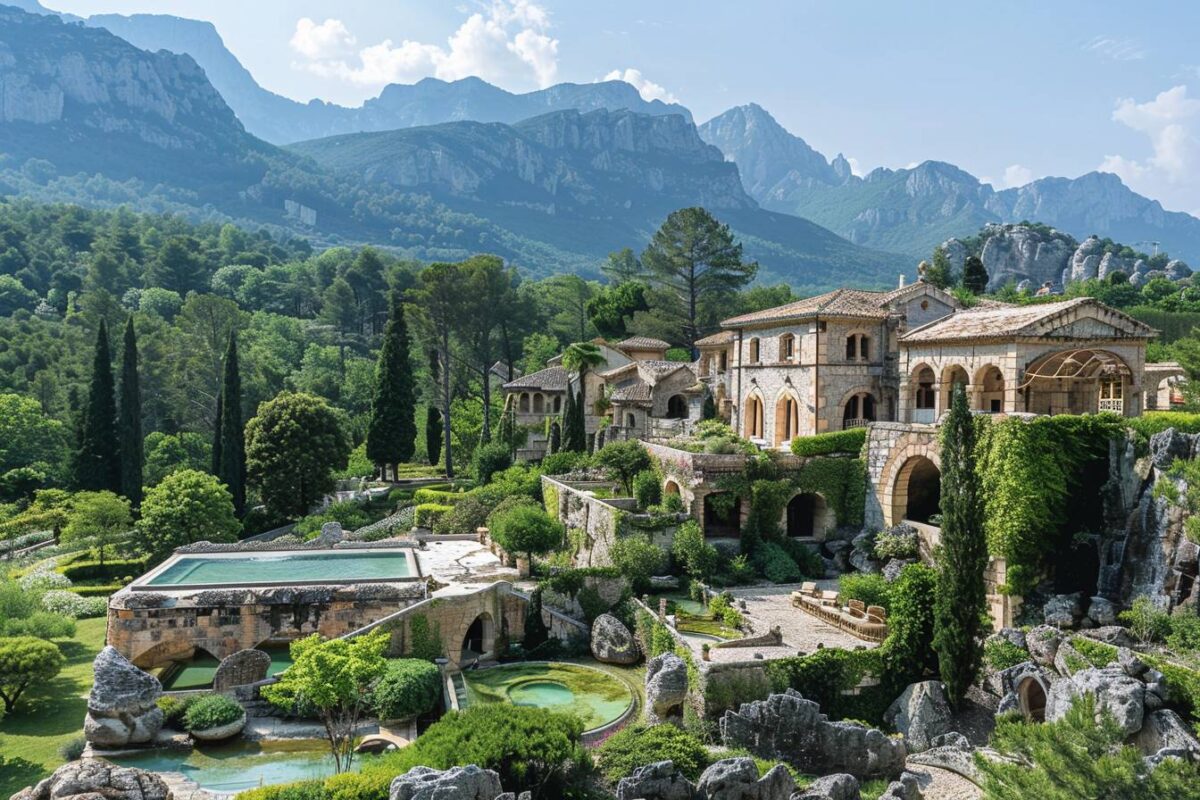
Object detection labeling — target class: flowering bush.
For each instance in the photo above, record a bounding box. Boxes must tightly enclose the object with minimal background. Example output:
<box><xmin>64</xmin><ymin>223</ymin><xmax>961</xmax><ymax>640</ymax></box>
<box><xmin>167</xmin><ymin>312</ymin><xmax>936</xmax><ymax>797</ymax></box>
<box><xmin>19</xmin><ymin>568</ymin><xmax>71</xmax><ymax>592</ymax></box>
<box><xmin>41</xmin><ymin>590</ymin><xmax>107</xmax><ymax>618</ymax></box>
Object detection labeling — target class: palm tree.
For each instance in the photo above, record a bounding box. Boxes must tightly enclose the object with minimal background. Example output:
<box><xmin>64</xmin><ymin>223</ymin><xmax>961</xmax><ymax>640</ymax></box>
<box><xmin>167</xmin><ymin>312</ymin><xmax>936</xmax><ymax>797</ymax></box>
<box><xmin>561</xmin><ymin>342</ymin><xmax>607</xmax><ymax>413</ymax></box>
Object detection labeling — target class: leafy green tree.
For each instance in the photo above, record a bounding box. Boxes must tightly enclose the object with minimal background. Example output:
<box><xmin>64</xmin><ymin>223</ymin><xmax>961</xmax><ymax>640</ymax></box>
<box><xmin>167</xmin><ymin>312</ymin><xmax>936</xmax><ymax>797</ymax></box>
<box><xmin>0</xmin><ymin>394</ymin><xmax>67</xmax><ymax>477</ymax></box>
<box><xmin>262</xmin><ymin>630</ymin><xmax>388</xmax><ymax>773</ymax></box>
<box><xmin>137</xmin><ymin>469</ymin><xmax>239</xmax><ymax>560</ymax></box>
<box><xmin>143</xmin><ymin>432</ymin><xmax>211</xmax><ymax>486</ymax></box>
<box><xmin>77</xmin><ymin>320</ymin><xmax>121</xmax><ymax>493</ymax></box>
<box><xmin>215</xmin><ymin>331</ymin><xmax>246</xmax><ymax>516</ymax></box>
<box><xmin>366</xmin><ymin>291</ymin><xmax>417</xmax><ymax>478</ymax></box>
<box><xmin>62</xmin><ymin>491</ymin><xmax>131</xmax><ymax>565</ymax></box>
<box><xmin>595</xmin><ymin>439</ymin><xmax>651</xmax><ymax>495</ymax></box>
<box><xmin>519</xmin><ymin>332</ymin><xmax>561</xmax><ymax>375</ymax></box>
<box><xmin>523</xmin><ymin>587</ymin><xmax>549</xmax><ymax>651</ymax></box>
<box><xmin>146</xmin><ymin>235</ymin><xmax>204</xmax><ymax>294</ymax></box>
<box><xmin>489</xmin><ymin>505</ymin><xmax>564</xmax><ymax>563</ymax></box>
<box><xmin>882</xmin><ymin>563</ymin><xmax>938</xmax><ymax>694</ymax></box>
<box><xmin>118</xmin><ymin>317</ymin><xmax>143</xmax><ymax>505</ymax></box>
<box><xmin>933</xmin><ymin>384</ymin><xmax>988</xmax><ymax>707</ymax></box>
<box><xmin>641</xmin><ymin>207</ymin><xmax>758</xmax><ymax>355</ymax></box>
<box><xmin>459</xmin><ymin>255</ymin><xmax>521</xmax><ymax>442</ymax></box>
<box><xmin>539</xmin><ymin>274</ymin><xmax>598</xmax><ymax>343</ymax></box>
<box><xmin>924</xmin><ymin>250</ymin><xmax>954</xmax><ymax>289</ymax></box>
<box><xmin>587</xmin><ymin>281</ymin><xmax>650</xmax><ymax>339</ymax></box>
<box><xmin>962</xmin><ymin>254</ymin><xmax>989</xmax><ymax>294</ymax></box>
<box><xmin>245</xmin><ymin>391</ymin><xmax>351</xmax><ymax>519</ymax></box>
<box><xmin>977</xmin><ymin>695</ymin><xmax>1200</xmax><ymax>799</ymax></box>
<box><xmin>609</xmin><ymin>534</ymin><xmax>667</xmax><ymax>594</ymax></box>
<box><xmin>0</xmin><ymin>275</ymin><xmax>37</xmax><ymax>315</ymax></box>
<box><xmin>0</xmin><ymin>636</ymin><xmax>65</xmax><ymax>713</ymax></box>
<box><xmin>414</xmin><ymin>263</ymin><xmax>465</xmax><ymax>478</ymax></box>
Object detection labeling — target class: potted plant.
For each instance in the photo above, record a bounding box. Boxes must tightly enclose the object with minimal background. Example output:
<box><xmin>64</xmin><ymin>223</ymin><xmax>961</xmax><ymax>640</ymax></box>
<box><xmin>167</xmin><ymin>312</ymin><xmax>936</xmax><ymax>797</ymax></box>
<box><xmin>701</xmin><ymin>643</ymin><xmax>711</xmax><ymax>662</ymax></box>
<box><xmin>183</xmin><ymin>693</ymin><xmax>246</xmax><ymax>742</ymax></box>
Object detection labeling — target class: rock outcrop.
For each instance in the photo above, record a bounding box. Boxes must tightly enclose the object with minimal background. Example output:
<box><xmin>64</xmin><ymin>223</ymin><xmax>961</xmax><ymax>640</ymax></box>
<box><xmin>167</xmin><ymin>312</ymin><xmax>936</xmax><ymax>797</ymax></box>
<box><xmin>883</xmin><ymin>681</ymin><xmax>953</xmax><ymax>753</ymax></box>
<box><xmin>83</xmin><ymin>646</ymin><xmax>163</xmax><ymax>748</ymax></box>
<box><xmin>695</xmin><ymin>758</ymin><xmax>795</xmax><ymax>800</ymax></box>
<box><xmin>792</xmin><ymin>773</ymin><xmax>861</xmax><ymax>800</ymax></box>
<box><xmin>615</xmin><ymin>761</ymin><xmax>695</xmax><ymax>800</ymax></box>
<box><xmin>11</xmin><ymin>759</ymin><xmax>170</xmax><ymax>800</ymax></box>
<box><xmin>1045</xmin><ymin>666</ymin><xmax>1146</xmax><ymax>737</ymax></box>
<box><xmin>591</xmin><ymin>613</ymin><xmax>639</xmax><ymax>665</ymax></box>
<box><xmin>645</xmin><ymin>653</ymin><xmax>688</xmax><ymax>725</ymax></box>
<box><xmin>720</xmin><ymin>690</ymin><xmax>906</xmax><ymax>779</ymax></box>
<box><xmin>388</xmin><ymin>766</ymin><xmax>504</xmax><ymax>800</ymax></box>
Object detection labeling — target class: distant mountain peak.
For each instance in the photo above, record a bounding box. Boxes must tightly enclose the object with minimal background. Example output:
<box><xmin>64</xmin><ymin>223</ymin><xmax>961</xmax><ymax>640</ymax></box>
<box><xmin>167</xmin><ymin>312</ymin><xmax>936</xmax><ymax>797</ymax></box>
<box><xmin>698</xmin><ymin>104</ymin><xmax>839</xmax><ymax>197</ymax></box>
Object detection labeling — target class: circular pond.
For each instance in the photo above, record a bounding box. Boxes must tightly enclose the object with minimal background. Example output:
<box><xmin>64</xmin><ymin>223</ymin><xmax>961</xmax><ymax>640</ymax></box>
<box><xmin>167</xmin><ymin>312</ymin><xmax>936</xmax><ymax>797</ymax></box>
<box><xmin>462</xmin><ymin>662</ymin><xmax>634</xmax><ymax>732</ymax></box>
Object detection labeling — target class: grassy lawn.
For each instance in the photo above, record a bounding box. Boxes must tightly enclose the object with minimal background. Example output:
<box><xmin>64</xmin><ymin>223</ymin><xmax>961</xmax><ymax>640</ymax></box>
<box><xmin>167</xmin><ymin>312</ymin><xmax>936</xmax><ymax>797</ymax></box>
<box><xmin>0</xmin><ymin>617</ymin><xmax>107</xmax><ymax>798</ymax></box>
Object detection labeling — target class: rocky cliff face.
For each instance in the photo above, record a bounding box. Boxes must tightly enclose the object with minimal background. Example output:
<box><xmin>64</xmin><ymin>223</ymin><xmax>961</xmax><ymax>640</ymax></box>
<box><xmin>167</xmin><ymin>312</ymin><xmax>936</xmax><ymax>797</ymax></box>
<box><xmin>939</xmin><ymin>223</ymin><xmax>1192</xmax><ymax>291</ymax></box>
<box><xmin>292</xmin><ymin>108</ymin><xmax>756</xmax><ymax>215</ymax></box>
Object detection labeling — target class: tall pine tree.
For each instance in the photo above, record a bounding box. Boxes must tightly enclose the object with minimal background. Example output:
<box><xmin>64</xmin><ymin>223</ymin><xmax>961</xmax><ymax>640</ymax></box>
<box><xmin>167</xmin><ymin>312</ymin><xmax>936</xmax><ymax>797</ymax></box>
<box><xmin>77</xmin><ymin>319</ymin><xmax>121</xmax><ymax>492</ymax></box>
<box><xmin>933</xmin><ymin>383</ymin><xmax>989</xmax><ymax>708</ymax></box>
<box><xmin>215</xmin><ymin>331</ymin><xmax>246</xmax><ymax>516</ymax></box>
<box><xmin>211</xmin><ymin>391</ymin><xmax>224</xmax><ymax>475</ymax></box>
<box><xmin>118</xmin><ymin>317</ymin><xmax>143</xmax><ymax>505</ymax></box>
<box><xmin>367</xmin><ymin>291</ymin><xmax>417</xmax><ymax>479</ymax></box>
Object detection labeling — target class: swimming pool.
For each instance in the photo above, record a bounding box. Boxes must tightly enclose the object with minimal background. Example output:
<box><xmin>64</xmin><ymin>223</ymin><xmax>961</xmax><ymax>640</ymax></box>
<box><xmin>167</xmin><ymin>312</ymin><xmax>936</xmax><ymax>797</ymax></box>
<box><xmin>142</xmin><ymin>550</ymin><xmax>412</xmax><ymax>587</ymax></box>
<box><xmin>462</xmin><ymin>662</ymin><xmax>635</xmax><ymax>732</ymax></box>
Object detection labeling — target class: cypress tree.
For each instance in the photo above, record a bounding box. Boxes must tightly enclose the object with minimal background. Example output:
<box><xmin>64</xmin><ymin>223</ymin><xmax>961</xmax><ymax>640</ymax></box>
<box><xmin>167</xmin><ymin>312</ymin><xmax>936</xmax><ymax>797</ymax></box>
<box><xmin>549</xmin><ymin>421</ymin><xmax>561</xmax><ymax>454</ymax></box>
<box><xmin>933</xmin><ymin>383</ymin><xmax>989</xmax><ymax>708</ymax></box>
<box><xmin>118</xmin><ymin>317</ymin><xmax>143</xmax><ymax>505</ymax></box>
<box><xmin>523</xmin><ymin>587</ymin><xmax>549</xmax><ymax>651</ymax></box>
<box><xmin>216</xmin><ymin>331</ymin><xmax>246</xmax><ymax>516</ymax></box>
<box><xmin>563</xmin><ymin>387</ymin><xmax>587</xmax><ymax>453</ymax></box>
<box><xmin>77</xmin><ymin>319</ymin><xmax>121</xmax><ymax>492</ymax></box>
<box><xmin>962</xmin><ymin>255</ymin><xmax>989</xmax><ymax>295</ymax></box>
<box><xmin>702</xmin><ymin>393</ymin><xmax>718</xmax><ymax>420</ymax></box>
<box><xmin>366</xmin><ymin>291</ymin><xmax>417</xmax><ymax>479</ymax></box>
<box><xmin>211</xmin><ymin>391</ymin><xmax>224</xmax><ymax>475</ymax></box>
<box><xmin>425</xmin><ymin>407</ymin><xmax>442</xmax><ymax>467</ymax></box>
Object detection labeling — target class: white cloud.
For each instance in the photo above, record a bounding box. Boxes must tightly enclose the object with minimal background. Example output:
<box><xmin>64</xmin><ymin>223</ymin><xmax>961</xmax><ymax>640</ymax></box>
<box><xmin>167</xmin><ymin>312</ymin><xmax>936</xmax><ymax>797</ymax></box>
<box><xmin>1001</xmin><ymin>164</ymin><xmax>1034</xmax><ymax>188</ymax></box>
<box><xmin>1083</xmin><ymin>35</ymin><xmax>1145</xmax><ymax>62</ymax></box>
<box><xmin>845</xmin><ymin>157</ymin><xmax>863</xmax><ymax>177</ymax></box>
<box><xmin>601</xmin><ymin>68</ymin><xmax>677</xmax><ymax>104</ymax></box>
<box><xmin>290</xmin><ymin>2</ymin><xmax>559</xmax><ymax>90</ymax></box>
<box><xmin>1099</xmin><ymin>85</ymin><xmax>1200</xmax><ymax>211</ymax></box>
<box><xmin>290</xmin><ymin>18</ymin><xmax>356</xmax><ymax>61</ymax></box>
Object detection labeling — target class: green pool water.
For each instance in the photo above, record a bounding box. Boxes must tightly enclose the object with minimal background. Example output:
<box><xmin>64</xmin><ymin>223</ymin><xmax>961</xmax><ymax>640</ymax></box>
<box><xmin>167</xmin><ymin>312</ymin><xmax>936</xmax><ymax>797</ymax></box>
<box><xmin>462</xmin><ymin>662</ymin><xmax>633</xmax><ymax>731</ymax></box>
<box><xmin>161</xmin><ymin>648</ymin><xmax>293</xmax><ymax>690</ymax></box>
<box><xmin>106</xmin><ymin>740</ymin><xmax>362</xmax><ymax>792</ymax></box>
<box><xmin>147</xmin><ymin>551</ymin><xmax>410</xmax><ymax>586</ymax></box>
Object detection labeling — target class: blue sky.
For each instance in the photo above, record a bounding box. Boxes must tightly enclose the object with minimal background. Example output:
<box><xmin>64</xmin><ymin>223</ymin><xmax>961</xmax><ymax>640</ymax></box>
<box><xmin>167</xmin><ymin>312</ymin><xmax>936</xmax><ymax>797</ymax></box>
<box><xmin>46</xmin><ymin>0</ymin><xmax>1200</xmax><ymax>215</ymax></box>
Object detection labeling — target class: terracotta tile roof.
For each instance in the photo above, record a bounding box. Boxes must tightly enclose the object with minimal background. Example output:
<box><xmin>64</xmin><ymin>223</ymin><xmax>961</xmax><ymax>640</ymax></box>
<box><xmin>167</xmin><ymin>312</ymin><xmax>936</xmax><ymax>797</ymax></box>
<box><xmin>502</xmin><ymin>365</ymin><xmax>569</xmax><ymax>391</ymax></box>
<box><xmin>610</xmin><ymin>380</ymin><xmax>652</xmax><ymax>404</ymax></box>
<box><xmin>900</xmin><ymin>297</ymin><xmax>1157</xmax><ymax>343</ymax></box>
<box><xmin>616</xmin><ymin>336</ymin><xmax>671</xmax><ymax>351</ymax></box>
<box><xmin>695</xmin><ymin>330</ymin><xmax>736</xmax><ymax>346</ymax></box>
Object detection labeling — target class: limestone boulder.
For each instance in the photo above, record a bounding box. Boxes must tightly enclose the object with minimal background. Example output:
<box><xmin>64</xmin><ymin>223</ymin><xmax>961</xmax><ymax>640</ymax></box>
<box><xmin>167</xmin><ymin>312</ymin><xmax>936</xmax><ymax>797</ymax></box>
<box><xmin>10</xmin><ymin>759</ymin><xmax>171</xmax><ymax>800</ymax></box>
<box><xmin>315</xmin><ymin>521</ymin><xmax>345</xmax><ymax>546</ymax></box>
<box><xmin>719</xmin><ymin>690</ymin><xmax>906</xmax><ymax>779</ymax></box>
<box><xmin>884</xmin><ymin>681</ymin><xmax>952</xmax><ymax>753</ymax></box>
<box><xmin>615</xmin><ymin>761</ymin><xmax>694</xmax><ymax>800</ymax></box>
<box><xmin>1046</xmin><ymin>667</ymin><xmax>1145</xmax><ymax>737</ymax></box>
<box><xmin>1134</xmin><ymin>709</ymin><xmax>1200</xmax><ymax>761</ymax></box>
<box><xmin>1025</xmin><ymin>625</ymin><xmax>1062</xmax><ymax>668</ymax></box>
<box><xmin>212</xmin><ymin>648</ymin><xmax>272</xmax><ymax>691</ymax></box>
<box><xmin>645</xmin><ymin>653</ymin><xmax>688</xmax><ymax>725</ymax></box>
<box><xmin>84</xmin><ymin>646</ymin><xmax>163</xmax><ymax>748</ymax></box>
<box><xmin>389</xmin><ymin>765</ymin><xmax>504</xmax><ymax>800</ymax></box>
<box><xmin>1087</xmin><ymin>597</ymin><xmax>1117</xmax><ymax>627</ymax></box>
<box><xmin>591</xmin><ymin>613</ymin><xmax>639</xmax><ymax>665</ymax></box>
<box><xmin>876</xmin><ymin>772</ymin><xmax>923</xmax><ymax>800</ymax></box>
<box><xmin>792</xmin><ymin>773</ymin><xmax>861</xmax><ymax>800</ymax></box>
<box><xmin>695</xmin><ymin>758</ymin><xmax>794</xmax><ymax>800</ymax></box>
<box><xmin>1044</xmin><ymin>593</ymin><xmax>1083</xmax><ymax>628</ymax></box>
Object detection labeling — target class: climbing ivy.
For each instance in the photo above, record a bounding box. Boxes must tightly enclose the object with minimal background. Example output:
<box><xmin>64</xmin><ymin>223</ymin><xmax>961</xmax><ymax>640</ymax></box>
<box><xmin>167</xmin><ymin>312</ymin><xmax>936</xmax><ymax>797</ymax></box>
<box><xmin>974</xmin><ymin>415</ymin><xmax>1123</xmax><ymax>595</ymax></box>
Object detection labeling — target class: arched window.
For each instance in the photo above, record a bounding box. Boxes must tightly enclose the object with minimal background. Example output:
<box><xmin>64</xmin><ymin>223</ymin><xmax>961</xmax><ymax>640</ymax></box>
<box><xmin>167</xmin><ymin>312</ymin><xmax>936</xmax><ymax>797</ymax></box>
<box><xmin>666</xmin><ymin>395</ymin><xmax>688</xmax><ymax>419</ymax></box>
<box><xmin>532</xmin><ymin>394</ymin><xmax>544</xmax><ymax>413</ymax></box>
<box><xmin>718</xmin><ymin>350</ymin><xmax>728</xmax><ymax>372</ymax></box>
<box><xmin>858</xmin><ymin>336</ymin><xmax>870</xmax><ymax>361</ymax></box>
<box><xmin>915</xmin><ymin>368</ymin><xmax>935</xmax><ymax>409</ymax></box>
<box><xmin>748</xmin><ymin>338</ymin><xmax>760</xmax><ymax>364</ymax></box>
<box><xmin>843</xmin><ymin>393</ymin><xmax>876</xmax><ymax>428</ymax></box>
<box><xmin>845</xmin><ymin>335</ymin><xmax>857</xmax><ymax>360</ymax></box>
<box><xmin>779</xmin><ymin>333</ymin><xmax>795</xmax><ymax>362</ymax></box>
<box><xmin>743</xmin><ymin>394</ymin><xmax>765</xmax><ymax>439</ymax></box>
<box><xmin>553</xmin><ymin>395</ymin><xmax>562</xmax><ymax>413</ymax></box>
<box><xmin>626</xmin><ymin>412</ymin><xmax>637</xmax><ymax>427</ymax></box>
<box><xmin>519</xmin><ymin>393</ymin><xmax>530</xmax><ymax>413</ymax></box>
<box><xmin>774</xmin><ymin>394</ymin><xmax>800</xmax><ymax>446</ymax></box>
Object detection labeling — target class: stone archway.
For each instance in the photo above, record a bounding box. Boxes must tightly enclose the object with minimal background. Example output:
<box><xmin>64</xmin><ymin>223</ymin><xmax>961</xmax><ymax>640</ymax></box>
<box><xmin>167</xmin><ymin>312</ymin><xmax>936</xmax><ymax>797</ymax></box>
<box><xmin>666</xmin><ymin>395</ymin><xmax>688</xmax><ymax>419</ymax></box>
<box><xmin>460</xmin><ymin>611</ymin><xmax>496</xmax><ymax>663</ymax></box>
<box><xmin>875</xmin><ymin>431</ymin><xmax>942</xmax><ymax>528</ymax></box>
<box><xmin>893</xmin><ymin>456</ymin><xmax>940</xmax><ymax>524</ymax></box>
<box><xmin>663</xmin><ymin>479</ymin><xmax>680</xmax><ymax>496</ymax></box>
<box><xmin>784</xmin><ymin>492</ymin><xmax>835</xmax><ymax>540</ymax></box>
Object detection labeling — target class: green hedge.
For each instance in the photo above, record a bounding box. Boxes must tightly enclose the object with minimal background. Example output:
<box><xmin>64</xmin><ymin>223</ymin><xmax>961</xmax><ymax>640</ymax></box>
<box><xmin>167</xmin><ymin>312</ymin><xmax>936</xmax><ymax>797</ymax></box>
<box><xmin>69</xmin><ymin>584</ymin><xmax>123</xmax><ymax>597</ymax></box>
<box><xmin>413</xmin><ymin>488</ymin><xmax>467</xmax><ymax>505</ymax></box>
<box><xmin>790</xmin><ymin>428</ymin><xmax>866</xmax><ymax>457</ymax></box>
<box><xmin>59</xmin><ymin>558</ymin><xmax>148</xmax><ymax>582</ymax></box>
<box><xmin>413</xmin><ymin>503</ymin><xmax>454</xmax><ymax>528</ymax></box>
<box><xmin>1127</xmin><ymin>412</ymin><xmax>1200</xmax><ymax>442</ymax></box>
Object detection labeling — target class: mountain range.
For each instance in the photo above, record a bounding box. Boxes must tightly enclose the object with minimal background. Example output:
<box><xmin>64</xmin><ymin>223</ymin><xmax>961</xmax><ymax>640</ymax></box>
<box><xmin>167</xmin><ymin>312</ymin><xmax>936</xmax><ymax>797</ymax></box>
<box><xmin>0</xmin><ymin>4</ymin><xmax>905</xmax><ymax>289</ymax></box>
<box><xmin>698</xmin><ymin>103</ymin><xmax>1200</xmax><ymax>264</ymax></box>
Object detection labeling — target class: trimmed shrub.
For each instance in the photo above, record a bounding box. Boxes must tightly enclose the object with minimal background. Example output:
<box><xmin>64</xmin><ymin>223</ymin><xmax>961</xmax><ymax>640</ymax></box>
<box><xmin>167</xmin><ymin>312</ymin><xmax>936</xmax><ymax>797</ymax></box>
<box><xmin>1</xmin><ymin>610</ymin><xmax>75</xmax><ymax>639</ymax></box>
<box><xmin>540</xmin><ymin>451</ymin><xmax>591</xmax><ymax>475</ymax></box>
<box><xmin>369</xmin><ymin>659</ymin><xmax>442</xmax><ymax>720</ymax></box>
<box><xmin>489</xmin><ymin>505</ymin><xmax>564</xmax><ymax>560</ymax></box>
<box><xmin>838</xmin><ymin>573</ymin><xmax>891</xmax><ymax>609</ymax></box>
<box><xmin>609</xmin><ymin>534</ymin><xmax>667</xmax><ymax>594</ymax></box>
<box><xmin>597</xmin><ymin>724</ymin><xmax>710</xmax><ymax>782</ymax></box>
<box><xmin>754</xmin><ymin>541</ymin><xmax>802</xmax><ymax>584</ymax></box>
<box><xmin>790</xmin><ymin>428</ymin><xmax>866</xmax><ymax>457</ymax></box>
<box><xmin>632</xmin><ymin>470</ymin><xmax>662</xmax><ymax>510</ymax></box>
<box><xmin>413</xmin><ymin>503</ymin><xmax>454</xmax><ymax>529</ymax></box>
<box><xmin>413</xmin><ymin>488</ymin><xmax>467</xmax><ymax>505</ymax></box>
<box><xmin>157</xmin><ymin>694</ymin><xmax>196</xmax><ymax>726</ymax></box>
<box><xmin>472</xmin><ymin>442</ymin><xmax>513</xmax><ymax>485</ymax></box>
<box><xmin>183</xmin><ymin>693</ymin><xmax>244</xmax><ymax>731</ymax></box>
<box><xmin>671</xmin><ymin>520</ymin><xmax>718</xmax><ymax>580</ymax></box>
<box><xmin>58</xmin><ymin>558</ymin><xmax>148</xmax><ymax>582</ymax></box>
